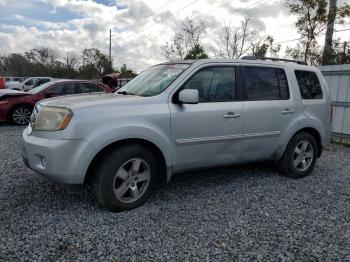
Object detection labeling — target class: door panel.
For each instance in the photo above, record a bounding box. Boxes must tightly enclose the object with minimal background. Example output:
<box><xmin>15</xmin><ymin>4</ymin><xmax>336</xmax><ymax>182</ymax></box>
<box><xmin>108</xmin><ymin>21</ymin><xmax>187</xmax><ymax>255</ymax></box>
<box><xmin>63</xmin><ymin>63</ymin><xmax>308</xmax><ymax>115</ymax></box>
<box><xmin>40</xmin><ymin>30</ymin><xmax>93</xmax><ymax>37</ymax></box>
<box><xmin>169</xmin><ymin>65</ymin><xmax>243</xmax><ymax>172</ymax></box>
<box><xmin>171</xmin><ymin>102</ymin><xmax>243</xmax><ymax>171</ymax></box>
<box><xmin>242</xmin><ymin>100</ymin><xmax>294</xmax><ymax>161</ymax></box>
<box><xmin>241</xmin><ymin>66</ymin><xmax>295</xmax><ymax>161</ymax></box>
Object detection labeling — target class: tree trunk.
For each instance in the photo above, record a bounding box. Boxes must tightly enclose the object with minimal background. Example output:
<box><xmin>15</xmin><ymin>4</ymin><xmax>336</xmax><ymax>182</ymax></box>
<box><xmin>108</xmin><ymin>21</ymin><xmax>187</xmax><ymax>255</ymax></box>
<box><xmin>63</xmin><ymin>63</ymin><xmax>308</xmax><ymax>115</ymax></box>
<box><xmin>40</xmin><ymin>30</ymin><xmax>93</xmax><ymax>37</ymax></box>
<box><xmin>322</xmin><ymin>0</ymin><xmax>337</xmax><ymax>65</ymax></box>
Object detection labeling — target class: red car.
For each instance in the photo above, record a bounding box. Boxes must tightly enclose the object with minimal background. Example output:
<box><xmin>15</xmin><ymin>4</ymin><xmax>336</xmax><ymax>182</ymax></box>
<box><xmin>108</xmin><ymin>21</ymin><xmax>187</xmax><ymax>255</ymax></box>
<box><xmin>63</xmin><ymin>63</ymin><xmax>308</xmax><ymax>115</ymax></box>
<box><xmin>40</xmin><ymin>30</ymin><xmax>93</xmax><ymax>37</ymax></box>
<box><xmin>0</xmin><ymin>77</ymin><xmax>5</xmax><ymax>89</ymax></box>
<box><xmin>0</xmin><ymin>80</ymin><xmax>113</xmax><ymax>125</ymax></box>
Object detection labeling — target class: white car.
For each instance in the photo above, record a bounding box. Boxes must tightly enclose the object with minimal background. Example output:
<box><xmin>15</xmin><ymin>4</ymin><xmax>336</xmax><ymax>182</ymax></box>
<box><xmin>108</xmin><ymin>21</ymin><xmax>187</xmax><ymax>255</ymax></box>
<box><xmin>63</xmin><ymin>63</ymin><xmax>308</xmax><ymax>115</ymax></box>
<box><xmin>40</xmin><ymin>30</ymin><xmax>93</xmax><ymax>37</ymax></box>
<box><xmin>6</xmin><ymin>77</ymin><xmax>54</xmax><ymax>91</ymax></box>
<box><xmin>5</xmin><ymin>77</ymin><xmax>26</xmax><ymax>83</ymax></box>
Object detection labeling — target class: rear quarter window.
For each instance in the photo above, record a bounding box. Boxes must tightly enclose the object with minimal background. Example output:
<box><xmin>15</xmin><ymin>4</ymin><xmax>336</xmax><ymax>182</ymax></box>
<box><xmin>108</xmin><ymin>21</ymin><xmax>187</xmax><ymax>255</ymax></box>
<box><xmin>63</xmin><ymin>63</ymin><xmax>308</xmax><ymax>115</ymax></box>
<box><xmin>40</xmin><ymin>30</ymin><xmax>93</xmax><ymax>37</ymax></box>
<box><xmin>295</xmin><ymin>70</ymin><xmax>323</xmax><ymax>99</ymax></box>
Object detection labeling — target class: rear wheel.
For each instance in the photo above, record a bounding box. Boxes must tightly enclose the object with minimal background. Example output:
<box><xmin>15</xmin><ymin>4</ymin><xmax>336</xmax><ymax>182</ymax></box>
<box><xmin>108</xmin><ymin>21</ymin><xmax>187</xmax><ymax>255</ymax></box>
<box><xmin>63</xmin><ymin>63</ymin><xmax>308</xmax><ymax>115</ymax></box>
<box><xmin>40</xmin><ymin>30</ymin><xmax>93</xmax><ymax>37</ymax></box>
<box><xmin>10</xmin><ymin>105</ymin><xmax>32</xmax><ymax>125</ymax></box>
<box><xmin>92</xmin><ymin>144</ymin><xmax>157</xmax><ymax>212</ymax></box>
<box><xmin>278</xmin><ymin>132</ymin><xmax>318</xmax><ymax>178</ymax></box>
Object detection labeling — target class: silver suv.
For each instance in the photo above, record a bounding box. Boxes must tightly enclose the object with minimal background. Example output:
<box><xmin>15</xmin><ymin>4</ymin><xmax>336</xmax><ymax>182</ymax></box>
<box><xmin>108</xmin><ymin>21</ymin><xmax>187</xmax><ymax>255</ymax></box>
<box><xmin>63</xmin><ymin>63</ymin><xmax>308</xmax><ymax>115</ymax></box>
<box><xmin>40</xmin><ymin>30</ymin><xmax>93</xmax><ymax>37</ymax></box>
<box><xmin>22</xmin><ymin>57</ymin><xmax>332</xmax><ymax>211</ymax></box>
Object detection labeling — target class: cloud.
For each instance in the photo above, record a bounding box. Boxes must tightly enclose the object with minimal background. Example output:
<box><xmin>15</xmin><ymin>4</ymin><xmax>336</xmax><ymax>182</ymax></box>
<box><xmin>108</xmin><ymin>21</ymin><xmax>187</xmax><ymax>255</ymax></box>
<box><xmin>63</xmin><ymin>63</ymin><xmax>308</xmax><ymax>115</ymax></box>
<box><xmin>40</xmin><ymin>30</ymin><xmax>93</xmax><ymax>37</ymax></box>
<box><xmin>0</xmin><ymin>0</ymin><xmax>338</xmax><ymax>72</ymax></box>
<box><xmin>223</xmin><ymin>0</ymin><xmax>289</xmax><ymax>19</ymax></box>
<box><xmin>0</xmin><ymin>0</ymin><xmax>10</xmax><ymax>5</ymax></box>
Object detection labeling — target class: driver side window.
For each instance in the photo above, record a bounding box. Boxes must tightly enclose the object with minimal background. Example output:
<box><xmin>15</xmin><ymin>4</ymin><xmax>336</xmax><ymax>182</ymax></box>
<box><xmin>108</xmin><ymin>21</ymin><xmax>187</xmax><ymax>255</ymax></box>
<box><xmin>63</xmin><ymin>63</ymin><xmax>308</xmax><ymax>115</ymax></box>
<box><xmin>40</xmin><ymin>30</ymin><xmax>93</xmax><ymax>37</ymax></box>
<box><xmin>182</xmin><ymin>66</ymin><xmax>236</xmax><ymax>102</ymax></box>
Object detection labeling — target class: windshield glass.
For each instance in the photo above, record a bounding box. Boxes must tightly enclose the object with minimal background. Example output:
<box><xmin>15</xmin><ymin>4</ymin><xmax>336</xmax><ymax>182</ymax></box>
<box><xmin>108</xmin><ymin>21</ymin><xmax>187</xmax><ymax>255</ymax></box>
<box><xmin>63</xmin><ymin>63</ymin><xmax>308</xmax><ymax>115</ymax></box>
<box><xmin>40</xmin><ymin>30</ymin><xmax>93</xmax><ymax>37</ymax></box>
<box><xmin>28</xmin><ymin>81</ymin><xmax>54</xmax><ymax>94</ymax></box>
<box><xmin>117</xmin><ymin>63</ymin><xmax>190</xmax><ymax>97</ymax></box>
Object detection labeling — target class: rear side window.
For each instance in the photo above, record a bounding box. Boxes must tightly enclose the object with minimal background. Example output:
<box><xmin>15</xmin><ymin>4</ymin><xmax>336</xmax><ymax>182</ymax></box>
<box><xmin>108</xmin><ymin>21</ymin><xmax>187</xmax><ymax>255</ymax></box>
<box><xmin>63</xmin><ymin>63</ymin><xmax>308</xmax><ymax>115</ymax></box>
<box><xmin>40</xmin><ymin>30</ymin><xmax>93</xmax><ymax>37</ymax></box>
<box><xmin>77</xmin><ymin>83</ymin><xmax>104</xmax><ymax>93</ymax></box>
<box><xmin>182</xmin><ymin>66</ymin><xmax>236</xmax><ymax>102</ymax></box>
<box><xmin>49</xmin><ymin>83</ymin><xmax>76</xmax><ymax>96</ymax></box>
<box><xmin>295</xmin><ymin>70</ymin><xmax>323</xmax><ymax>99</ymax></box>
<box><xmin>243</xmin><ymin>67</ymin><xmax>289</xmax><ymax>101</ymax></box>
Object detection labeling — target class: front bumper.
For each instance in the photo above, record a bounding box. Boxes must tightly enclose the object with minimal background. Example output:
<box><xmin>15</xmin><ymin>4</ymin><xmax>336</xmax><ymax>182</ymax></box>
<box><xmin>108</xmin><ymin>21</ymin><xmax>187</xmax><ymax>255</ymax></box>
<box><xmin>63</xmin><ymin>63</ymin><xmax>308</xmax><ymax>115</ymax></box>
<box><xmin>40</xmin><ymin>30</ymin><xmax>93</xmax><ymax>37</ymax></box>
<box><xmin>22</xmin><ymin>128</ymin><xmax>95</xmax><ymax>184</ymax></box>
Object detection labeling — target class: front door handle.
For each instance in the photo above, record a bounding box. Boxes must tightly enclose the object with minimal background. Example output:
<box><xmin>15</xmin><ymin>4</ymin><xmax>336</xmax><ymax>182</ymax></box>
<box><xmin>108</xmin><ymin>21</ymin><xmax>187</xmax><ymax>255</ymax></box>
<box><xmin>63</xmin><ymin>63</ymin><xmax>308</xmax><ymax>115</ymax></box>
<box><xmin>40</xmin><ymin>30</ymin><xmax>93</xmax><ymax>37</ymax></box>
<box><xmin>281</xmin><ymin>108</ymin><xmax>295</xmax><ymax>115</ymax></box>
<box><xmin>224</xmin><ymin>112</ymin><xmax>241</xmax><ymax>119</ymax></box>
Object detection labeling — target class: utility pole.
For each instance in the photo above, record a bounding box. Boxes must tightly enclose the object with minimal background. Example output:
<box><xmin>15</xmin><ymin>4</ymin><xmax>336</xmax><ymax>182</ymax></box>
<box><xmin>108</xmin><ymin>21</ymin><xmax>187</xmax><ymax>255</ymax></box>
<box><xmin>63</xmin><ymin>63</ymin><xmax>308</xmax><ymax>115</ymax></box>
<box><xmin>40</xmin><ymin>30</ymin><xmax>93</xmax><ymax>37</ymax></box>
<box><xmin>109</xmin><ymin>29</ymin><xmax>112</xmax><ymax>65</ymax></box>
<box><xmin>322</xmin><ymin>0</ymin><xmax>337</xmax><ymax>65</ymax></box>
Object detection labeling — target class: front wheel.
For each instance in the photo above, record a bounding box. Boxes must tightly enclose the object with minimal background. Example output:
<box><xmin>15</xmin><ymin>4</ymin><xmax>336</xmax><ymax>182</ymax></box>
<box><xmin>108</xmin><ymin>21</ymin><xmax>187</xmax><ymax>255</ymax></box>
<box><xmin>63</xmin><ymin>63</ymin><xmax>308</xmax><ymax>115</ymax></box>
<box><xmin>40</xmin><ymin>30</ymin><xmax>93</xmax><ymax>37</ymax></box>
<box><xmin>278</xmin><ymin>132</ymin><xmax>318</xmax><ymax>178</ymax></box>
<box><xmin>10</xmin><ymin>106</ymin><xmax>32</xmax><ymax>125</ymax></box>
<box><xmin>92</xmin><ymin>144</ymin><xmax>157</xmax><ymax>212</ymax></box>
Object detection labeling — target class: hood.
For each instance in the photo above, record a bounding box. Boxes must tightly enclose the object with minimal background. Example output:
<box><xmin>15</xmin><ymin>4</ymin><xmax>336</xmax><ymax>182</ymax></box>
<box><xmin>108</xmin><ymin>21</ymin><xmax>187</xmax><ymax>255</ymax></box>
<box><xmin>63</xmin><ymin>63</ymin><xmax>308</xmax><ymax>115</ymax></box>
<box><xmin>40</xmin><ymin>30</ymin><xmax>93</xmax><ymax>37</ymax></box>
<box><xmin>0</xmin><ymin>89</ymin><xmax>29</xmax><ymax>99</ymax></box>
<box><xmin>38</xmin><ymin>93</ymin><xmax>149</xmax><ymax>109</ymax></box>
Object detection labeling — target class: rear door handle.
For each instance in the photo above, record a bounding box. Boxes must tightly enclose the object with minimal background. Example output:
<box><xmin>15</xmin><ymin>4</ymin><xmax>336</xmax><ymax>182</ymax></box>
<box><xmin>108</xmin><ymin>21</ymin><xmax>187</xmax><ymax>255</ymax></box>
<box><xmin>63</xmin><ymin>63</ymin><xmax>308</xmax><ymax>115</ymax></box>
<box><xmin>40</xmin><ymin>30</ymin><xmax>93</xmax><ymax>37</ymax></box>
<box><xmin>224</xmin><ymin>112</ymin><xmax>241</xmax><ymax>119</ymax></box>
<box><xmin>281</xmin><ymin>108</ymin><xmax>295</xmax><ymax>115</ymax></box>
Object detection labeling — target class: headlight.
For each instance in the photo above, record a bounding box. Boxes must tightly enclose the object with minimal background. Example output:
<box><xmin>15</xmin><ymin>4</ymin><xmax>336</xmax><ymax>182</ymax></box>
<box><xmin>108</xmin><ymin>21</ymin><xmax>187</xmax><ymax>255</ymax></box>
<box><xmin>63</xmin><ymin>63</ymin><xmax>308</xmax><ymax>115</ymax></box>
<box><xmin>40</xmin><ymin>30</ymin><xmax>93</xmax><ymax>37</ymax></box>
<box><xmin>34</xmin><ymin>107</ymin><xmax>73</xmax><ymax>131</ymax></box>
<box><xmin>0</xmin><ymin>101</ymin><xmax>8</xmax><ymax>105</ymax></box>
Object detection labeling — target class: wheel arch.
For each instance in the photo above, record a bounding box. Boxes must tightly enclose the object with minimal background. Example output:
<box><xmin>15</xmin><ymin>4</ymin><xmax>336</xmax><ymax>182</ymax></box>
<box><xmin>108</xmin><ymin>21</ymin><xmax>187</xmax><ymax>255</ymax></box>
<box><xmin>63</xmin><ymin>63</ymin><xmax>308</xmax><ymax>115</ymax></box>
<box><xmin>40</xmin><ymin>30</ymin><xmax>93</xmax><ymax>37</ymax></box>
<box><xmin>84</xmin><ymin>138</ymin><xmax>169</xmax><ymax>186</ymax></box>
<box><xmin>277</xmin><ymin>126</ymin><xmax>323</xmax><ymax>160</ymax></box>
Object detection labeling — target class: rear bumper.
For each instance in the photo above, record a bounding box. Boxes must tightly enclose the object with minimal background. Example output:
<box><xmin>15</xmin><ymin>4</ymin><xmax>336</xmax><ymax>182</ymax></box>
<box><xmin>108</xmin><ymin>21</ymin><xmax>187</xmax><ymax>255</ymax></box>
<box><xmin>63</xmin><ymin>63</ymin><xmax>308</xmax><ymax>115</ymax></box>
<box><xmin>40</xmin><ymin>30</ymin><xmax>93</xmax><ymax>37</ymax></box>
<box><xmin>22</xmin><ymin>128</ymin><xmax>95</xmax><ymax>184</ymax></box>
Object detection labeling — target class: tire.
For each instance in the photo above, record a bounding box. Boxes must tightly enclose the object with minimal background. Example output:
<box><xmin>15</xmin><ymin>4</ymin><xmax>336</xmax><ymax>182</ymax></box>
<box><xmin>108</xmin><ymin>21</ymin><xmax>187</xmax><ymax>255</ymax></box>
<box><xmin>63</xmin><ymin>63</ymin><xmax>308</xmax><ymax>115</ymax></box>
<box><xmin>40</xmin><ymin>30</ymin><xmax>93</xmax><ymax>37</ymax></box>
<box><xmin>10</xmin><ymin>105</ymin><xmax>32</xmax><ymax>125</ymax></box>
<box><xmin>277</xmin><ymin>132</ymin><xmax>318</xmax><ymax>178</ymax></box>
<box><xmin>92</xmin><ymin>144</ymin><xmax>158</xmax><ymax>212</ymax></box>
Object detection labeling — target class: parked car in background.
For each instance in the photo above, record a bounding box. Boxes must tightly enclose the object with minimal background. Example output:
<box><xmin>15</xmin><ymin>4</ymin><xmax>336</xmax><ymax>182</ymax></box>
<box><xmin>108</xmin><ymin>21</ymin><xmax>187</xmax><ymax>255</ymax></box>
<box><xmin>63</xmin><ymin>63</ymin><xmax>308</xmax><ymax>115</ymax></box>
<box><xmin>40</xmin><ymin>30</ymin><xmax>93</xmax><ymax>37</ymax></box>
<box><xmin>7</xmin><ymin>77</ymin><xmax>55</xmax><ymax>91</ymax></box>
<box><xmin>22</xmin><ymin>57</ymin><xmax>332</xmax><ymax>212</ymax></box>
<box><xmin>5</xmin><ymin>77</ymin><xmax>26</xmax><ymax>83</ymax></box>
<box><xmin>0</xmin><ymin>77</ymin><xmax>5</xmax><ymax>89</ymax></box>
<box><xmin>0</xmin><ymin>80</ymin><xmax>113</xmax><ymax>125</ymax></box>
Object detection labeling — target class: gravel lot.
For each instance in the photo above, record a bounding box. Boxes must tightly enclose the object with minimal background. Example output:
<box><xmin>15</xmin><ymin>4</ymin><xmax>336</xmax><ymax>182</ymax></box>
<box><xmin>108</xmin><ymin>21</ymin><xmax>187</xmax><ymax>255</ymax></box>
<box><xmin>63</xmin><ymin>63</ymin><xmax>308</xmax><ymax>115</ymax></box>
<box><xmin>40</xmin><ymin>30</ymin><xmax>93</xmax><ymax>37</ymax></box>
<box><xmin>1</xmin><ymin>123</ymin><xmax>350</xmax><ymax>261</ymax></box>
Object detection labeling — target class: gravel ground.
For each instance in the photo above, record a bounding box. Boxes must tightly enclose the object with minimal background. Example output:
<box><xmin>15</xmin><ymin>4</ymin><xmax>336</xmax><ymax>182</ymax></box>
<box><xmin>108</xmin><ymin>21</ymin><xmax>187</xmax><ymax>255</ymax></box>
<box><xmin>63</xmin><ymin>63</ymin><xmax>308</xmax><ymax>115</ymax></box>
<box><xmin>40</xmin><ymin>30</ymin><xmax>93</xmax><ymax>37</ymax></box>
<box><xmin>1</xmin><ymin>123</ymin><xmax>350</xmax><ymax>261</ymax></box>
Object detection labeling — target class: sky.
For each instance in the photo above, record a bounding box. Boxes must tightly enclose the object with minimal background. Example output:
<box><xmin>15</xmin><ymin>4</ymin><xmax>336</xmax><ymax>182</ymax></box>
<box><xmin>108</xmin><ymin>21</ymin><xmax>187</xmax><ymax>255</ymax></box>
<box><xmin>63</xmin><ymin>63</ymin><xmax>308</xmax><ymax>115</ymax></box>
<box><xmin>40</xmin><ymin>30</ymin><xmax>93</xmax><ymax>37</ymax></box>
<box><xmin>0</xmin><ymin>0</ymin><xmax>349</xmax><ymax>72</ymax></box>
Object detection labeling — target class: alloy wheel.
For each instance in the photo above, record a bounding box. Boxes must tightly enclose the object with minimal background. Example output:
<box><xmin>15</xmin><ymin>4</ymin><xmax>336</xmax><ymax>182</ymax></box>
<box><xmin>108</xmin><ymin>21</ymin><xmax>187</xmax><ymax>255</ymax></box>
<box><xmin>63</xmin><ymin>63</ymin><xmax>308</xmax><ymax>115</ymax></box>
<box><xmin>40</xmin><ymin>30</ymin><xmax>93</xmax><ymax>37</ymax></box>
<box><xmin>13</xmin><ymin>107</ymin><xmax>32</xmax><ymax>125</ymax></box>
<box><xmin>113</xmin><ymin>158</ymin><xmax>151</xmax><ymax>204</ymax></box>
<box><xmin>293</xmin><ymin>140</ymin><xmax>314</xmax><ymax>172</ymax></box>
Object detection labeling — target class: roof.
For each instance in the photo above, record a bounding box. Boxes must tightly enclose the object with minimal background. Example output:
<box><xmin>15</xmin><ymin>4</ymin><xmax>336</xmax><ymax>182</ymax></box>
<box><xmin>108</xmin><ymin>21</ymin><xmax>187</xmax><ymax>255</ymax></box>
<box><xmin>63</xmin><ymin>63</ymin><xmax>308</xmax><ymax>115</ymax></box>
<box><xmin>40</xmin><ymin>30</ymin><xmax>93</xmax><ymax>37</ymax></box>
<box><xmin>157</xmin><ymin>58</ymin><xmax>317</xmax><ymax>71</ymax></box>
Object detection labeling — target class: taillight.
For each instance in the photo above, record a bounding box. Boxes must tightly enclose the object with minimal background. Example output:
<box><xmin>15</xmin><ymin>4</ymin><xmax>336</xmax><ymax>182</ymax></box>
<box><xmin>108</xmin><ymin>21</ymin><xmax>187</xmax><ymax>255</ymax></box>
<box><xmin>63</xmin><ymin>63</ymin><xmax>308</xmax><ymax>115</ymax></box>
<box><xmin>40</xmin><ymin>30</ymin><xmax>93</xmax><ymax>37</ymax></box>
<box><xmin>330</xmin><ymin>102</ymin><xmax>333</xmax><ymax>124</ymax></box>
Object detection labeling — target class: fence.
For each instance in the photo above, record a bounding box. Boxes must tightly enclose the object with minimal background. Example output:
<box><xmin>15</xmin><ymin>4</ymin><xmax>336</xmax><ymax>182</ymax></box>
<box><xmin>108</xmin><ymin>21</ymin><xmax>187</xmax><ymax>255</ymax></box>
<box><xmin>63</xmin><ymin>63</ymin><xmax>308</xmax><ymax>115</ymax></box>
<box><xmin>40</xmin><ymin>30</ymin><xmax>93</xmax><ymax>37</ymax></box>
<box><xmin>319</xmin><ymin>64</ymin><xmax>350</xmax><ymax>145</ymax></box>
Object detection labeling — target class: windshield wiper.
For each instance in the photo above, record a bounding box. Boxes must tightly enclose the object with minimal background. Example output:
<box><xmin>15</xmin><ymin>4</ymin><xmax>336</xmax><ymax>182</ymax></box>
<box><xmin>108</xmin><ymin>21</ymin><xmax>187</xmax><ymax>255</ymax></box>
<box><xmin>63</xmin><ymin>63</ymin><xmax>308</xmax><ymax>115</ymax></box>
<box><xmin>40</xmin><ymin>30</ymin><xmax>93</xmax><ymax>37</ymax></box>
<box><xmin>117</xmin><ymin>90</ymin><xmax>135</xmax><ymax>95</ymax></box>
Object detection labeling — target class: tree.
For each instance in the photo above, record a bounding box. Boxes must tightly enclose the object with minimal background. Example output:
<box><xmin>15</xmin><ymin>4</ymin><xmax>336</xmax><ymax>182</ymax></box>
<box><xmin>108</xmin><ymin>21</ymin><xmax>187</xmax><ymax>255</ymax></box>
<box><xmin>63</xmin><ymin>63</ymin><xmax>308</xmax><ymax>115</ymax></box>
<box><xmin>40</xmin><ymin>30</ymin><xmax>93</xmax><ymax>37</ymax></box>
<box><xmin>214</xmin><ymin>17</ymin><xmax>258</xmax><ymax>59</ymax></box>
<box><xmin>286</xmin><ymin>0</ymin><xmax>350</xmax><ymax>65</ymax></box>
<box><xmin>25</xmin><ymin>48</ymin><xmax>58</xmax><ymax>66</ymax></box>
<box><xmin>332</xmin><ymin>40</ymin><xmax>350</xmax><ymax>64</ymax></box>
<box><xmin>118</xmin><ymin>64</ymin><xmax>137</xmax><ymax>78</ymax></box>
<box><xmin>82</xmin><ymin>48</ymin><xmax>112</xmax><ymax>76</ymax></box>
<box><xmin>162</xmin><ymin>17</ymin><xmax>208</xmax><ymax>60</ymax></box>
<box><xmin>0</xmin><ymin>47</ymin><xmax>116</xmax><ymax>79</ymax></box>
<box><xmin>64</xmin><ymin>52</ymin><xmax>79</xmax><ymax>70</ymax></box>
<box><xmin>251</xmin><ymin>36</ymin><xmax>280</xmax><ymax>57</ymax></box>
<box><xmin>161</xmin><ymin>32</ymin><xmax>186</xmax><ymax>61</ymax></box>
<box><xmin>3</xmin><ymin>53</ymin><xmax>34</xmax><ymax>76</ymax></box>
<box><xmin>184</xmin><ymin>44</ymin><xmax>208</xmax><ymax>60</ymax></box>
<box><xmin>182</xmin><ymin>17</ymin><xmax>207</xmax><ymax>51</ymax></box>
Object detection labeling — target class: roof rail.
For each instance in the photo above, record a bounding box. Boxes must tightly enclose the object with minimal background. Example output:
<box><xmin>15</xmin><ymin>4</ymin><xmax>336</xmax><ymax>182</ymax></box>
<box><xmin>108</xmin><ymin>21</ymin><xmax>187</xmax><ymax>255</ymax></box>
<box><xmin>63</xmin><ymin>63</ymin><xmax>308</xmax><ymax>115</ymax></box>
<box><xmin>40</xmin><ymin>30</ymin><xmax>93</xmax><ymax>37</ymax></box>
<box><xmin>241</xmin><ymin>56</ymin><xmax>307</xmax><ymax>65</ymax></box>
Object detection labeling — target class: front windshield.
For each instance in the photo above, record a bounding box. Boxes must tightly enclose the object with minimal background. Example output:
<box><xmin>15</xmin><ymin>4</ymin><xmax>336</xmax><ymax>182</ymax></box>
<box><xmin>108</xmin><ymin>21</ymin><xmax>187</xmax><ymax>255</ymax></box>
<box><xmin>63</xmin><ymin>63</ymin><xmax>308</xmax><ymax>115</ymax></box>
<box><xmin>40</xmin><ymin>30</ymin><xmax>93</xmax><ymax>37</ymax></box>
<box><xmin>28</xmin><ymin>81</ymin><xmax>53</xmax><ymax>94</ymax></box>
<box><xmin>117</xmin><ymin>63</ymin><xmax>190</xmax><ymax>97</ymax></box>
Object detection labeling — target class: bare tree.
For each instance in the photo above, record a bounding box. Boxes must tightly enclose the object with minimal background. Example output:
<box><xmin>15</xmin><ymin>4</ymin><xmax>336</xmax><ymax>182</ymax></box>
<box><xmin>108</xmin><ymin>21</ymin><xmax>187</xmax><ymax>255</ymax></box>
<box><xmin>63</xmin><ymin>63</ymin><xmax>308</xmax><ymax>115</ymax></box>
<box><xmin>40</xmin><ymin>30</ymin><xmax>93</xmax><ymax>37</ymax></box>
<box><xmin>162</xmin><ymin>18</ymin><xmax>208</xmax><ymax>61</ymax></box>
<box><xmin>161</xmin><ymin>32</ymin><xmax>186</xmax><ymax>61</ymax></box>
<box><xmin>64</xmin><ymin>52</ymin><xmax>79</xmax><ymax>69</ymax></box>
<box><xmin>182</xmin><ymin>17</ymin><xmax>207</xmax><ymax>50</ymax></box>
<box><xmin>82</xmin><ymin>48</ymin><xmax>110</xmax><ymax>76</ymax></box>
<box><xmin>214</xmin><ymin>17</ymin><xmax>258</xmax><ymax>59</ymax></box>
<box><xmin>25</xmin><ymin>48</ymin><xmax>58</xmax><ymax>66</ymax></box>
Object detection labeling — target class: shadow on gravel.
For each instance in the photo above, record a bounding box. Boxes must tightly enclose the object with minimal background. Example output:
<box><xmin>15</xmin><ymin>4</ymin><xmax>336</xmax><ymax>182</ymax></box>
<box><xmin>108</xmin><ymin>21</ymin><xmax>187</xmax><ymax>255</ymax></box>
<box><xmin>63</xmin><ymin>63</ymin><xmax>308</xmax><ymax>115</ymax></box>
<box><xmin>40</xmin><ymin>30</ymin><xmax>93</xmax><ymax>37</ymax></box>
<box><xmin>9</xmin><ymin>161</ymin><xmax>278</xmax><ymax>211</ymax></box>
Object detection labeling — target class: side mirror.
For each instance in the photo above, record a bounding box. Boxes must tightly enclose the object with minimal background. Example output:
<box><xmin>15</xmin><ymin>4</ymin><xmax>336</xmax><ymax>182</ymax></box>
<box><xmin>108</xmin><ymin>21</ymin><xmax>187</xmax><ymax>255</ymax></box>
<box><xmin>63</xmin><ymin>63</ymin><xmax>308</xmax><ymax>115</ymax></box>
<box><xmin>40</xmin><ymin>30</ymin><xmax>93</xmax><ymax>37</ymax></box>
<box><xmin>178</xmin><ymin>89</ymin><xmax>199</xmax><ymax>104</ymax></box>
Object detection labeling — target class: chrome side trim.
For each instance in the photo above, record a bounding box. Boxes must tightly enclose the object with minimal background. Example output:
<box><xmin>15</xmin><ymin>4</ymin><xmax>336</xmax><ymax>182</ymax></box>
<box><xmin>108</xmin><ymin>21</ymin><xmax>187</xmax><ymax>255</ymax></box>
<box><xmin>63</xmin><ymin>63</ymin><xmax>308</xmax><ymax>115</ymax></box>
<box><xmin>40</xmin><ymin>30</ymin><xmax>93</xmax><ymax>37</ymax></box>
<box><xmin>175</xmin><ymin>131</ymin><xmax>281</xmax><ymax>145</ymax></box>
<box><xmin>243</xmin><ymin>131</ymin><xmax>281</xmax><ymax>139</ymax></box>
<box><xmin>176</xmin><ymin>134</ymin><xmax>243</xmax><ymax>145</ymax></box>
